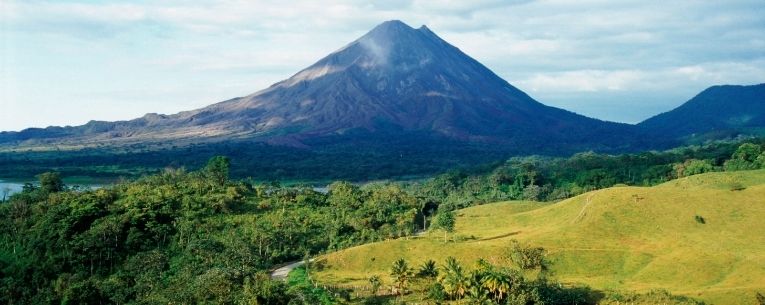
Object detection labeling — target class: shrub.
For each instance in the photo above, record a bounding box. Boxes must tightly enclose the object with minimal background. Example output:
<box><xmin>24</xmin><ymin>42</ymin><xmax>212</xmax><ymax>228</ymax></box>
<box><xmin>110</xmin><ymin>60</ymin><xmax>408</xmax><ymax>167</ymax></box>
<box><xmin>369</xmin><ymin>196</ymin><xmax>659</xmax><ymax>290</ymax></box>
<box><xmin>368</xmin><ymin>275</ymin><xmax>382</xmax><ymax>296</ymax></box>
<box><xmin>427</xmin><ymin>282</ymin><xmax>447</xmax><ymax>301</ymax></box>
<box><xmin>507</xmin><ymin>240</ymin><xmax>547</xmax><ymax>270</ymax></box>
<box><xmin>730</xmin><ymin>182</ymin><xmax>746</xmax><ymax>191</ymax></box>
<box><xmin>601</xmin><ymin>289</ymin><xmax>705</xmax><ymax>305</ymax></box>
<box><xmin>694</xmin><ymin>215</ymin><xmax>705</xmax><ymax>224</ymax></box>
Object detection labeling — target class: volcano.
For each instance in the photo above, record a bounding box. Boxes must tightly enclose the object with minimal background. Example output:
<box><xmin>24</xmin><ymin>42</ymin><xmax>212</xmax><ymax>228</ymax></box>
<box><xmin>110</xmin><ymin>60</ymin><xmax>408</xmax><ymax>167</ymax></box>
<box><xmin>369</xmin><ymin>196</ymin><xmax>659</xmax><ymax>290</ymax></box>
<box><xmin>1</xmin><ymin>20</ymin><xmax>646</xmax><ymax>153</ymax></box>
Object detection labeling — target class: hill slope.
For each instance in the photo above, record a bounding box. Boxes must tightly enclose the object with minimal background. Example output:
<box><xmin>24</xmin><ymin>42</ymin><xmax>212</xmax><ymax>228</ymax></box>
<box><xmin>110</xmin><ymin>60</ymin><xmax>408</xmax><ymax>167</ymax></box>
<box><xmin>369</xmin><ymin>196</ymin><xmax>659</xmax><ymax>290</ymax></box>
<box><xmin>639</xmin><ymin>84</ymin><xmax>765</xmax><ymax>140</ymax></box>
<box><xmin>0</xmin><ymin>20</ymin><xmax>647</xmax><ymax>154</ymax></box>
<box><xmin>314</xmin><ymin>170</ymin><xmax>765</xmax><ymax>305</ymax></box>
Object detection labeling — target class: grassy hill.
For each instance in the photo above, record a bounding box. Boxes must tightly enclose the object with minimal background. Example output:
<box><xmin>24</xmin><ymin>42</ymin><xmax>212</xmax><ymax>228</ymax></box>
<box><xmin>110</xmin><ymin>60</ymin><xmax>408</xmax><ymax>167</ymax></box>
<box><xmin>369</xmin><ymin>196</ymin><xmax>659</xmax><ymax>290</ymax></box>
<box><xmin>313</xmin><ymin>170</ymin><xmax>765</xmax><ymax>304</ymax></box>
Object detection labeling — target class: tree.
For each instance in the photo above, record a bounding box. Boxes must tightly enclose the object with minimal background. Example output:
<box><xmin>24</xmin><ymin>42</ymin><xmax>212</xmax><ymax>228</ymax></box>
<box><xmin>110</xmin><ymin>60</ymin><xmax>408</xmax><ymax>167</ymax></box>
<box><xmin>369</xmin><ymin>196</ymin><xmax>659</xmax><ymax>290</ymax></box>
<box><xmin>481</xmin><ymin>270</ymin><xmax>512</xmax><ymax>302</ymax></box>
<box><xmin>433</xmin><ymin>210</ymin><xmax>455</xmax><ymax>242</ymax></box>
<box><xmin>390</xmin><ymin>258</ymin><xmax>412</xmax><ymax>296</ymax></box>
<box><xmin>440</xmin><ymin>257</ymin><xmax>467</xmax><ymax>301</ymax></box>
<box><xmin>522</xmin><ymin>185</ymin><xmax>541</xmax><ymax>201</ymax></box>
<box><xmin>38</xmin><ymin>172</ymin><xmax>64</xmax><ymax>193</ymax></box>
<box><xmin>417</xmin><ymin>259</ymin><xmax>438</xmax><ymax>278</ymax></box>
<box><xmin>327</xmin><ymin>181</ymin><xmax>362</xmax><ymax>211</ymax></box>
<box><xmin>725</xmin><ymin>143</ymin><xmax>763</xmax><ymax>171</ymax></box>
<box><xmin>756</xmin><ymin>152</ymin><xmax>765</xmax><ymax>169</ymax></box>
<box><xmin>673</xmin><ymin>159</ymin><xmax>714</xmax><ymax>178</ymax></box>
<box><xmin>303</xmin><ymin>252</ymin><xmax>312</xmax><ymax>280</ymax></box>
<box><xmin>368</xmin><ymin>275</ymin><xmax>382</xmax><ymax>296</ymax></box>
<box><xmin>204</xmin><ymin>156</ymin><xmax>231</xmax><ymax>186</ymax></box>
<box><xmin>1</xmin><ymin>186</ymin><xmax>10</xmax><ymax>202</ymax></box>
<box><xmin>733</xmin><ymin>143</ymin><xmax>762</xmax><ymax>163</ymax></box>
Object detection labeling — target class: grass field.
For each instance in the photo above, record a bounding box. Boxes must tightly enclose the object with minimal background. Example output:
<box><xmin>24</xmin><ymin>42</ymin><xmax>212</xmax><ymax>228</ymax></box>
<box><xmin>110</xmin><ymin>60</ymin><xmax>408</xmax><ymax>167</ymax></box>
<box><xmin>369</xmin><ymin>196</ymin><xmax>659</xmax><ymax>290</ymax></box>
<box><xmin>312</xmin><ymin>170</ymin><xmax>765</xmax><ymax>304</ymax></box>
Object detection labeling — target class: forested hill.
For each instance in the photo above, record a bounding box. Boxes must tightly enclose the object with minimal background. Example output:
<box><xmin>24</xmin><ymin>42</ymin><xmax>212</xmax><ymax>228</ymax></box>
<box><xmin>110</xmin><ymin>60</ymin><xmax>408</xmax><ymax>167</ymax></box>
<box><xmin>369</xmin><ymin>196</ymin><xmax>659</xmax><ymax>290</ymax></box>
<box><xmin>639</xmin><ymin>83</ymin><xmax>765</xmax><ymax>139</ymax></box>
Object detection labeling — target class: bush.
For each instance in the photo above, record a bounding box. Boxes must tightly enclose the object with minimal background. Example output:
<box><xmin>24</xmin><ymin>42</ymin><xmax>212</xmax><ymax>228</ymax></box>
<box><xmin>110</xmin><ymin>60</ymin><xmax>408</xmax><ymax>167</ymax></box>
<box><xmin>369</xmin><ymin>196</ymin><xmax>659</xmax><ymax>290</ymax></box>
<box><xmin>427</xmin><ymin>282</ymin><xmax>447</xmax><ymax>301</ymax></box>
<box><xmin>694</xmin><ymin>215</ymin><xmax>705</xmax><ymax>224</ymax></box>
<box><xmin>601</xmin><ymin>289</ymin><xmax>706</xmax><ymax>305</ymax></box>
<box><xmin>508</xmin><ymin>240</ymin><xmax>547</xmax><ymax>270</ymax></box>
<box><xmin>730</xmin><ymin>182</ymin><xmax>746</xmax><ymax>191</ymax></box>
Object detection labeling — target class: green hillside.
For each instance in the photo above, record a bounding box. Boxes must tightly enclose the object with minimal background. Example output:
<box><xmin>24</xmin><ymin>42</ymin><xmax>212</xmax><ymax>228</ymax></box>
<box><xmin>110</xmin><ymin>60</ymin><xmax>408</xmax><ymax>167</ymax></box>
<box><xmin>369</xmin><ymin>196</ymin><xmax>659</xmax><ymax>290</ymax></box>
<box><xmin>313</xmin><ymin>170</ymin><xmax>765</xmax><ymax>304</ymax></box>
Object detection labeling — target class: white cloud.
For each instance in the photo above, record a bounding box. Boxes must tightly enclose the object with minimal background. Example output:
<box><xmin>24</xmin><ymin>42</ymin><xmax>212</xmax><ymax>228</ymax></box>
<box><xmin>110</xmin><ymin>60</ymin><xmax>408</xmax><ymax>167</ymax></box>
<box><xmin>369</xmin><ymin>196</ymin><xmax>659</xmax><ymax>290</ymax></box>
<box><xmin>519</xmin><ymin>70</ymin><xmax>644</xmax><ymax>92</ymax></box>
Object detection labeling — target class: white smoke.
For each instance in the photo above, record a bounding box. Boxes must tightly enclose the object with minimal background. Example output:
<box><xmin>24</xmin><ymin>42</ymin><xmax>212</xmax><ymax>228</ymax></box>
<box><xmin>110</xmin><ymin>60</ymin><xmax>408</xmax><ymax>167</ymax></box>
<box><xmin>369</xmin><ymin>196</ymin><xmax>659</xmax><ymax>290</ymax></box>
<box><xmin>359</xmin><ymin>37</ymin><xmax>390</xmax><ymax>67</ymax></box>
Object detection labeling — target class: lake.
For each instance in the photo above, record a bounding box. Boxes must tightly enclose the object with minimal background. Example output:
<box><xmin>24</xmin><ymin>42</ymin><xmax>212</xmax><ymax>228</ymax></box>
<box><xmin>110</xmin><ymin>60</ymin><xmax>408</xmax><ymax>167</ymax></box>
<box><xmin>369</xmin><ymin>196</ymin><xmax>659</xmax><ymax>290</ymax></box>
<box><xmin>0</xmin><ymin>179</ymin><xmax>104</xmax><ymax>198</ymax></box>
<box><xmin>0</xmin><ymin>180</ymin><xmax>24</xmax><ymax>198</ymax></box>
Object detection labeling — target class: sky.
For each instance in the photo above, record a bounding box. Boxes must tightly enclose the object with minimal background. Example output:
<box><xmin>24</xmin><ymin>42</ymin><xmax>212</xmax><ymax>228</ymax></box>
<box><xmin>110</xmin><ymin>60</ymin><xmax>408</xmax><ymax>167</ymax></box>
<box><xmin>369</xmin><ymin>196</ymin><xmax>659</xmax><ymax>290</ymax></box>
<box><xmin>1</xmin><ymin>0</ymin><xmax>764</xmax><ymax>131</ymax></box>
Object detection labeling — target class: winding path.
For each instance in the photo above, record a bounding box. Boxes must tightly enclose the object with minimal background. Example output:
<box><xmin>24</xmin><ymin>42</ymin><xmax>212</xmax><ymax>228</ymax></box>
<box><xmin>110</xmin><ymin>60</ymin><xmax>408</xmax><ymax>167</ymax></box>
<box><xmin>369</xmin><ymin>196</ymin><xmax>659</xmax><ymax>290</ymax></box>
<box><xmin>572</xmin><ymin>191</ymin><xmax>597</xmax><ymax>224</ymax></box>
<box><xmin>270</xmin><ymin>231</ymin><xmax>428</xmax><ymax>280</ymax></box>
<box><xmin>270</xmin><ymin>259</ymin><xmax>314</xmax><ymax>280</ymax></box>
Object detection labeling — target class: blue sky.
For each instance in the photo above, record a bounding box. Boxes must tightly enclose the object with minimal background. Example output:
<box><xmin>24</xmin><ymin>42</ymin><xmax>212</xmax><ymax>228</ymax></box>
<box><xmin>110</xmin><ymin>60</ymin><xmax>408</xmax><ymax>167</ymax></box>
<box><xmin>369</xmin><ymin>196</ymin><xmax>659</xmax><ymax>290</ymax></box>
<box><xmin>1</xmin><ymin>0</ymin><xmax>764</xmax><ymax>131</ymax></box>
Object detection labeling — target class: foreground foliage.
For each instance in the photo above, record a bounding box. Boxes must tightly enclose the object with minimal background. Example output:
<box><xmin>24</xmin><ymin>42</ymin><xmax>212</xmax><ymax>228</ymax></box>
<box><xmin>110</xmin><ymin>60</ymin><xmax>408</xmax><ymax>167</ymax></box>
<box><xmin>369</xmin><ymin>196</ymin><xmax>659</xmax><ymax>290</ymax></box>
<box><xmin>0</xmin><ymin>159</ymin><xmax>420</xmax><ymax>304</ymax></box>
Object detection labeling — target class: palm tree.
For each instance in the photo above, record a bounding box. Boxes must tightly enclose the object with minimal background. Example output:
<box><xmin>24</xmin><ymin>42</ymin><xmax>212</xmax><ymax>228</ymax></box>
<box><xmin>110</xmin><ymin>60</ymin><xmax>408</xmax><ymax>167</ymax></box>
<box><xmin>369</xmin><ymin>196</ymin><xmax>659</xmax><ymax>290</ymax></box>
<box><xmin>481</xmin><ymin>271</ymin><xmax>512</xmax><ymax>302</ymax></box>
<box><xmin>417</xmin><ymin>259</ymin><xmax>438</xmax><ymax>278</ymax></box>
<box><xmin>390</xmin><ymin>258</ymin><xmax>412</xmax><ymax>296</ymax></box>
<box><xmin>440</xmin><ymin>257</ymin><xmax>468</xmax><ymax>301</ymax></box>
<box><xmin>466</xmin><ymin>269</ymin><xmax>491</xmax><ymax>304</ymax></box>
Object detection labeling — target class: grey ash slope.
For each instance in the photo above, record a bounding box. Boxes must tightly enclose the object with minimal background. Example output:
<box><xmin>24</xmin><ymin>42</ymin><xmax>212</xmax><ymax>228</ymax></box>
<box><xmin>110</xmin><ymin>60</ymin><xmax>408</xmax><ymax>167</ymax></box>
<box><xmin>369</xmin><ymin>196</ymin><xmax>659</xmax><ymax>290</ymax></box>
<box><xmin>1</xmin><ymin>20</ymin><xmax>646</xmax><ymax>152</ymax></box>
<box><xmin>638</xmin><ymin>84</ymin><xmax>765</xmax><ymax>139</ymax></box>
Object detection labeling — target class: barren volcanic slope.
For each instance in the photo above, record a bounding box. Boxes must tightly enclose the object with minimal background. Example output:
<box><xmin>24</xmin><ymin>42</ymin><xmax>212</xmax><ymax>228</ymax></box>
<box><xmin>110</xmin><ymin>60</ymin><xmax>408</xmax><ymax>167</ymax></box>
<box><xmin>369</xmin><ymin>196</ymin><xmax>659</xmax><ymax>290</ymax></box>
<box><xmin>1</xmin><ymin>20</ymin><xmax>647</xmax><ymax>154</ymax></box>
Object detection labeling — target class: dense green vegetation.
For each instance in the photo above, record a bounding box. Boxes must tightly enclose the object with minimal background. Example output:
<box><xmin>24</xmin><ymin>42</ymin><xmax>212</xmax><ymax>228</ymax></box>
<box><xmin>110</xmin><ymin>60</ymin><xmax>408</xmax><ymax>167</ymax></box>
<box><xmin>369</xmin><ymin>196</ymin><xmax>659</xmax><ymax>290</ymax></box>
<box><xmin>2</xmin><ymin>140</ymin><xmax>765</xmax><ymax>304</ymax></box>
<box><xmin>406</xmin><ymin>139</ymin><xmax>765</xmax><ymax>210</ymax></box>
<box><xmin>0</xmin><ymin>157</ymin><xmax>421</xmax><ymax>304</ymax></box>
<box><xmin>0</xmin><ymin>133</ymin><xmax>520</xmax><ymax>182</ymax></box>
<box><xmin>376</xmin><ymin>255</ymin><xmax>705</xmax><ymax>305</ymax></box>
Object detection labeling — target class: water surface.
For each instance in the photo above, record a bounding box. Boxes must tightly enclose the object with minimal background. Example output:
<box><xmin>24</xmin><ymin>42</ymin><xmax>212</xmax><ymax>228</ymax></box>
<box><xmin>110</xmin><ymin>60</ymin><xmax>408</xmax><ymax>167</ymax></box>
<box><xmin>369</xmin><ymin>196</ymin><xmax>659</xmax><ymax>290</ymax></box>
<box><xmin>0</xmin><ymin>179</ymin><xmax>103</xmax><ymax>198</ymax></box>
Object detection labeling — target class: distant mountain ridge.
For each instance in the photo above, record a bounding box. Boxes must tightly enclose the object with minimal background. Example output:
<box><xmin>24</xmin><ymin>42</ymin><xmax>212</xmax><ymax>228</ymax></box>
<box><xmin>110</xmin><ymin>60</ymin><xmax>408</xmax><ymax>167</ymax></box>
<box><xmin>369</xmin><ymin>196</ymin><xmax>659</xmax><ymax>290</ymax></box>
<box><xmin>638</xmin><ymin>84</ymin><xmax>765</xmax><ymax>139</ymax></box>
<box><xmin>0</xmin><ymin>20</ymin><xmax>647</xmax><ymax>153</ymax></box>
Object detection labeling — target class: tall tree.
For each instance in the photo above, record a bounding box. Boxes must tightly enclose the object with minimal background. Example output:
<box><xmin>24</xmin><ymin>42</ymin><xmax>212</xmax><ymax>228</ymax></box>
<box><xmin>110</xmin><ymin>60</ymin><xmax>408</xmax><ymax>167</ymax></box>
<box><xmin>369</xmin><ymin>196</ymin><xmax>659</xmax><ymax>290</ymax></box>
<box><xmin>38</xmin><ymin>171</ymin><xmax>64</xmax><ymax>193</ymax></box>
<box><xmin>204</xmin><ymin>156</ymin><xmax>231</xmax><ymax>186</ymax></box>
<box><xmin>433</xmin><ymin>210</ymin><xmax>456</xmax><ymax>242</ymax></box>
